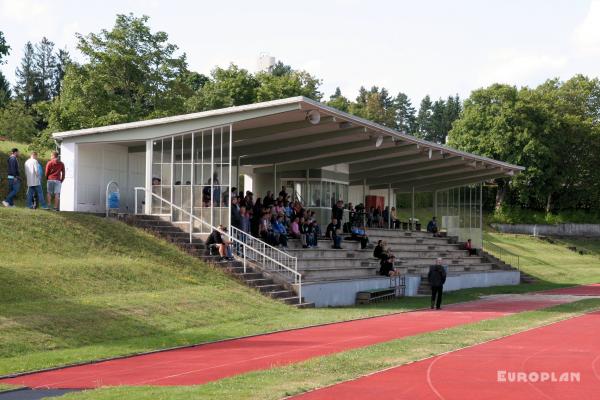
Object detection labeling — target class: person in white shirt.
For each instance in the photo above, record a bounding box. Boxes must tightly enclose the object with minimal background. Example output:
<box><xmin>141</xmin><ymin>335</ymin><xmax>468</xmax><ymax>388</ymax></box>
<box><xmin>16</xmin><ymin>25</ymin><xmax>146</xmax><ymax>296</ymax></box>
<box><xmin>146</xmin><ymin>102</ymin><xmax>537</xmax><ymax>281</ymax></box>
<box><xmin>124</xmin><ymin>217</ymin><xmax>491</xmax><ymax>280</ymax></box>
<box><xmin>24</xmin><ymin>151</ymin><xmax>48</xmax><ymax>210</ymax></box>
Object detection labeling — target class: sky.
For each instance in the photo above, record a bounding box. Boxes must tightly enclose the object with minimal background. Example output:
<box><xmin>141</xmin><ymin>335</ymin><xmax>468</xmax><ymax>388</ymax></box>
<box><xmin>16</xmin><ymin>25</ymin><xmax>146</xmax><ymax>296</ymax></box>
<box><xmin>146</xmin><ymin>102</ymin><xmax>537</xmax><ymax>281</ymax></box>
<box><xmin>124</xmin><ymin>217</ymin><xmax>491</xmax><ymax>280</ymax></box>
<box><xmin>1</xmin><ymin>0</ymin><xmax>599</xmax><ymax>104</ymax></box>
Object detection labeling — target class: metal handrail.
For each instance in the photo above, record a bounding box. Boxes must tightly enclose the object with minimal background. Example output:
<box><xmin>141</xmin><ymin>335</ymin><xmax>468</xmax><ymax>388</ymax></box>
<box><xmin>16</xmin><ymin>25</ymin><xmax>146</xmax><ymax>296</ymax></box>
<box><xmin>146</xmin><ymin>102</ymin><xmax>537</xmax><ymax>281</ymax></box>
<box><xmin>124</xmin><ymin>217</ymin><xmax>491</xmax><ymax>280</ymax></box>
<box><xmin>134</xmin><ymin>187</ymin><xmax>302</xmax><ymax>303</ymax></box>
<box><xmin>482</xmin><ymin>239</ymin><xmax>520</xmax><ymax>270</ymax></box>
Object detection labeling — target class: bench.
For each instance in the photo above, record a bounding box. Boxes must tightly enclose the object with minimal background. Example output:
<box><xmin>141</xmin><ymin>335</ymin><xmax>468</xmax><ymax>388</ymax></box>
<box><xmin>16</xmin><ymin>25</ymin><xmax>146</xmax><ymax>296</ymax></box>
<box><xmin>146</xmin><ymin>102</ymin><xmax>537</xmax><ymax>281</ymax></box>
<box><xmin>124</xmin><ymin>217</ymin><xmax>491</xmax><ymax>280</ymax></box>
<box><xmin>356</xmin><ymin>288</ymin><xmax>396</xmax><ymax>304</ymax></box>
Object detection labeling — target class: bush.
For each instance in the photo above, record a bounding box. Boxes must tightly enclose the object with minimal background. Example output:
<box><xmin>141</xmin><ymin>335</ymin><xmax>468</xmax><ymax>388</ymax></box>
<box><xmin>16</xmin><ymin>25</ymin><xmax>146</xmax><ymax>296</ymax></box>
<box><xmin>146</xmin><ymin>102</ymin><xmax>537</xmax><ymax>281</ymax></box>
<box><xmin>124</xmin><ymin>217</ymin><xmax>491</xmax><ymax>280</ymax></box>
<box><xmin>489</xmin><ymin>205</ymin><xmax>600</xmax><ymax>225</ymax></box>
<box><xmin>0</xmin><ymin>101</ymin><xmax>37</xmax><ymax>142</ymax></box>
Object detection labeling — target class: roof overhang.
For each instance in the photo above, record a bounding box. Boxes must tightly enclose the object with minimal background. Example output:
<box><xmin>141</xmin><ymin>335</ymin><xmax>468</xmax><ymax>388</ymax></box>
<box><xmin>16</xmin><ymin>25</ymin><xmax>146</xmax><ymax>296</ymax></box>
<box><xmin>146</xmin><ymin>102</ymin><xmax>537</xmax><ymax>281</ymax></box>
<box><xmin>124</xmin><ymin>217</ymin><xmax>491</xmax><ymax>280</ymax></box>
<box><xmin>52</xmin><ymin>96</ymin><xmax>524</xmax><ymax>191</ymax></box>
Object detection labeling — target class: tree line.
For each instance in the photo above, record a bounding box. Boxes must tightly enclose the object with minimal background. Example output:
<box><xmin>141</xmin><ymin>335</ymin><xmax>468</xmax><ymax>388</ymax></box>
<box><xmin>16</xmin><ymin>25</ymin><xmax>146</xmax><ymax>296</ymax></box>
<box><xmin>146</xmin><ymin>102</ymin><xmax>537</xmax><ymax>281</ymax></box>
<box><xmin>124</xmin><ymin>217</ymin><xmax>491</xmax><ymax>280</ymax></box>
<box><xmin>0</xmin><ymin>14</ymin><xmax>598</xmax><ymax>215</ymax></box>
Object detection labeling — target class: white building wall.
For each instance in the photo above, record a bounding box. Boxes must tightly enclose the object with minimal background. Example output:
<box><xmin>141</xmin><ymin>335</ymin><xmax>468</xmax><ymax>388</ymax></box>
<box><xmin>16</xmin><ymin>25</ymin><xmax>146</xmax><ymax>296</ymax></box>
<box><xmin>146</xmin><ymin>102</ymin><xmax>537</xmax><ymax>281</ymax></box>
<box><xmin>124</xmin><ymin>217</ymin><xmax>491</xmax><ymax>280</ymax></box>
<box><xmin>76</xmin><ymin>143</ymin><xmax>129</xmax><ymax>213</ymax></box>
<box><xmin>59</xmin><ymin>141</ymin><xmax>78</xmax><ymax>211</ymax></box>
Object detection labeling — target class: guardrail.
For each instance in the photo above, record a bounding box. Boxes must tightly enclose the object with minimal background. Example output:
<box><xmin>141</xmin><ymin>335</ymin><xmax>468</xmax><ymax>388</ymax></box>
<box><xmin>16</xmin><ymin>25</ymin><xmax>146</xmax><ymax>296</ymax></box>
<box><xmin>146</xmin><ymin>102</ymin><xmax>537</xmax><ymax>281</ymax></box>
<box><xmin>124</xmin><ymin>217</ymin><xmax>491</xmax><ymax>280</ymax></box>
<box><xmin>482</xmin><ymin>239</ymin><xmax>520</xmax><ymax>270</ymax></box>
<box><xmin>134</xmin><ymin>187</ymin><xmax>302</xmax><ymax>303</ymax></box>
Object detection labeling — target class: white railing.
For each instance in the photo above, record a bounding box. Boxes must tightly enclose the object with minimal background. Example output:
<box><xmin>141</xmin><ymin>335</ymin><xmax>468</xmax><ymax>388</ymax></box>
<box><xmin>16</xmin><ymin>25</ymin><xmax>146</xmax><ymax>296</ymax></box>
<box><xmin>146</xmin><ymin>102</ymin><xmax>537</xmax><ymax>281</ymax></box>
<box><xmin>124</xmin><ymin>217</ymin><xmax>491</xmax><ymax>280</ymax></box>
<box><xmin>230</xmin><ymin>226</ymin><xmax>299</xmax><ymax>282</ymax></box>
<box><xmin>134</xmin><ymin>187</ymin><xmax>302</xmax><ymax>303</ymax></box>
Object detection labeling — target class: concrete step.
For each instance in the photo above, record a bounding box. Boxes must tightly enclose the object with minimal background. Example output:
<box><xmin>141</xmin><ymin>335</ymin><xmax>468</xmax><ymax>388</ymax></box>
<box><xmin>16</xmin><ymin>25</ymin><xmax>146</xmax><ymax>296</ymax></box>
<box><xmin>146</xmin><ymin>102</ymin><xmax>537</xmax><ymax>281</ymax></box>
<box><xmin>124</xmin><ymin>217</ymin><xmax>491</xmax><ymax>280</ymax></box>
<box><xmin>245</xmin><ymin>278</ymin><xmax>274</xmax><ymax>287</ymax></box>
<box><xmin>269</xmin><ymin>289</ymin><xmax>295</xmax><ymax>299</ymax></box>
<box><xmin>404</xmin><ymin>263</ymin><xmax>495</xmax><ymax>275</ymax></box>
<box><xmin>256</xmin><ymin>284</ymin><xmax>285</xmax><ymax>293</ymax></box>
<box><xmin>301</xmin><ymin>266</ymin><xmax>377</xmax><ymax>281</ymax></box>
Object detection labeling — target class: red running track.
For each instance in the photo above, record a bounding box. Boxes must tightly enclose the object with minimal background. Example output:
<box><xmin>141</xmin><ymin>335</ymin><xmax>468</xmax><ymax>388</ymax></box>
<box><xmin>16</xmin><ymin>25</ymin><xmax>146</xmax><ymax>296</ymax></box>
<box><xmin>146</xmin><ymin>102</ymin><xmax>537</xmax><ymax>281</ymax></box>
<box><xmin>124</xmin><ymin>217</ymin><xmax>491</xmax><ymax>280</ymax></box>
<box><xmin>541</xmin><ymin>284</ymin><xmax>600</xmax><ymax>297</ymax></box>
<box><xmin>292</xmin><ymin>311</ymin><xmax>600</xmax><ymax>400</ymax></box>
<box><xmin>0</xmin><ymin>297</ymin><xmax>568</xmax><ymax>389</ymax></box>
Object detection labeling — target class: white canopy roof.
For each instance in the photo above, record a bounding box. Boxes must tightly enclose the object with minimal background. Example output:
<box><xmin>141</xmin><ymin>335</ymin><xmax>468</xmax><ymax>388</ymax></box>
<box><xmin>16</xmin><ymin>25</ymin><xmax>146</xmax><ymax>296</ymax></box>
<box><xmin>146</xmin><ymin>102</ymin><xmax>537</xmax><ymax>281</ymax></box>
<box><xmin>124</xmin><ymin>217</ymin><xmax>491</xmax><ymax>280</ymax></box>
<box><xmin>53</xmin><ymin>96</ymin><xmax>524</xmax><ymax>192</ymax></box>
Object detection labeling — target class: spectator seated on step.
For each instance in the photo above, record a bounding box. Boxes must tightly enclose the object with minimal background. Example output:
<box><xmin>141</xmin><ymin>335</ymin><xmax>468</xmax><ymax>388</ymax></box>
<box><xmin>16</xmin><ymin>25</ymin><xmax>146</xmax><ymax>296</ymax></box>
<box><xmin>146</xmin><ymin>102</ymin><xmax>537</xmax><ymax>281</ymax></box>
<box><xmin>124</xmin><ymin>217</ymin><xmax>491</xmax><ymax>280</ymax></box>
<box><xmin>427</xmin><ymin>216</ymin><xmax>439</xmax><ymax>237</ymax></box>
<box><xmin>206</xmin><ymin>225</ymin><xmax>234</xmax><ymax>261</ymax></box>
<box><xmin>373</xmin><ymin>240</ymin><xmax>386</xmax><ymax>260</ymax></box>
<box><xmin>272</xmin><ymin>214</ymin><xmax>289</xmax><ymax>249</ymax></box>
<box><xmin>379</xmin><ymin>255</ymin><xmax>399</xmax><ymax>277</ymax></box>
<box><xmin>326</xmin><ymin>218</ymin><xmax>343</xmax><ymax>249</ymax></box>
<box><xmin>307</xmin><ymin>220</ymin><xmax>320</xmax><ymax>248</ymax></box>
<box><xmin>290</xmin><ymin>217</ymin><xmax>301</xmax><ymax>239</ymax></box>
<box><xmin>350</xmin><ymin>225</ymin><xmax>370</xmax><ymax>249</ymax></box>
<box><xmin>463</xmin><ymin>238</ymin><xmax>477</xmax><ymax>256</ymax></box>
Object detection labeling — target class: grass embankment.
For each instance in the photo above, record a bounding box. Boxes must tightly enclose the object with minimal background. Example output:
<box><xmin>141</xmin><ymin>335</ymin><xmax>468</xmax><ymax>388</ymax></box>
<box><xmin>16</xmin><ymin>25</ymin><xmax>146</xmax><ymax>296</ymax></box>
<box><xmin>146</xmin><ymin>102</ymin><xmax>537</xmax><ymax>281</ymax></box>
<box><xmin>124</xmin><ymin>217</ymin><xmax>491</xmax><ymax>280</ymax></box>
<box><xmin>61</xmin><ymin>299</ymin><xmax>600</xmax><ymax>400</ymax></box>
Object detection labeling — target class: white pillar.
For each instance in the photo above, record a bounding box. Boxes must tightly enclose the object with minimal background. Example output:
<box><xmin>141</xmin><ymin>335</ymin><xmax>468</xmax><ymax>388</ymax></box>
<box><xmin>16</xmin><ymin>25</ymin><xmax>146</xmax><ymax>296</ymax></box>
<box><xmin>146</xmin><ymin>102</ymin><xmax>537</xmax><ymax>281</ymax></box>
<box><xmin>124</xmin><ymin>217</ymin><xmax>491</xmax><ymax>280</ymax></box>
<box><xmin>144</xmin><ymin>140</ymin><xmax>153</xmax><ymax>214</ymax></box>
<box><xmin>273</xmin><ymin>164</ymin><xmax>277</xmax><ymax>194</ymax></box>
<box><xmin>387</xmin><ymin>183</ymin><xmax>392</xmax><ymax>228</ymax></box>
<box><xmin>411</xmin><ymin>186</ymin><xmax>415</xmax><ymax>230</ymax></box>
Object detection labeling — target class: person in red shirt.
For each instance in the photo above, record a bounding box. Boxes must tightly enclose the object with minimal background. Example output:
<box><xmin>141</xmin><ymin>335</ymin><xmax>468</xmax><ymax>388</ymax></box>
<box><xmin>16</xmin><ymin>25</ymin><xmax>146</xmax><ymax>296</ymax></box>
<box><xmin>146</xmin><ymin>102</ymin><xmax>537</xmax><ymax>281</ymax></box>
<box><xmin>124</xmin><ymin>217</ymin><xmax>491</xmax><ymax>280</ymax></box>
<box><xmin>45</xmin><ymin>151</ymin><xmax>65</xmax><ymax>211</ymax></box>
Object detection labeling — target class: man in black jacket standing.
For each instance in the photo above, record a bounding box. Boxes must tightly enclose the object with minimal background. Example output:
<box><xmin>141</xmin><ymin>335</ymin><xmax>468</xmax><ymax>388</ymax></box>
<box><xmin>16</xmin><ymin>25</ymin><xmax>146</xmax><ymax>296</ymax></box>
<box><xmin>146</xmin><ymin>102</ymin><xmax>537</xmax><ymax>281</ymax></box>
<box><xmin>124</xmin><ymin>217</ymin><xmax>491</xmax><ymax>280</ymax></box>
<box><xmin>3</xmin><ymin>148</ymin><xmax>21</xmax><ymax>208</ymax></box>
<box><xmin>428</xmin><ymin>257</ymin><xmax>447</xmax><ymax>310</ymax></box>
<box><xmin>332</xmin><ymin>200</ymin><xmax>344</xmax><ymax>229</ymax></box>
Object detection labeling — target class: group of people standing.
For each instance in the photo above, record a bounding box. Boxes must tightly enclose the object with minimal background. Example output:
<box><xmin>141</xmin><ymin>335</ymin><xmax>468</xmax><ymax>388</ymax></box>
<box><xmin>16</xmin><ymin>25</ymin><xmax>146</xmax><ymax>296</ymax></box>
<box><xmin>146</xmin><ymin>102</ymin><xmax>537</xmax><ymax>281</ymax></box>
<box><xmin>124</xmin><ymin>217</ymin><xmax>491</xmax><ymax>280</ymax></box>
<box><xmin>3</xmin><ymin>148</ymin><xmax>65</xmax><ymax>211</ymax></box>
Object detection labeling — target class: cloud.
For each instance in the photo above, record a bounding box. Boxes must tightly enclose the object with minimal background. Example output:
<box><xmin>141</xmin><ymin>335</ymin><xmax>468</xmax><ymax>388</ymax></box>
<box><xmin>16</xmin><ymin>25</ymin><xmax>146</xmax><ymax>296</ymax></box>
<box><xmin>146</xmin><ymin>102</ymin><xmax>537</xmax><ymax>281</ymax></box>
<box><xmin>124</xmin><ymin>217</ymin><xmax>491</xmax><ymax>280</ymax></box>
<box><xmin>573</xmin><ymin>0</ymin><xmax>600</xmax><ymax>53</ymax></box>
<box><xmin>0</xmin><ymin>0</ymin><xmax>49</xmax><ymax>22</ymax></box>
<box><xmin>476</xmin><ymin>49</ymin><xmax>568</xmax><ymax>87</ymax></box>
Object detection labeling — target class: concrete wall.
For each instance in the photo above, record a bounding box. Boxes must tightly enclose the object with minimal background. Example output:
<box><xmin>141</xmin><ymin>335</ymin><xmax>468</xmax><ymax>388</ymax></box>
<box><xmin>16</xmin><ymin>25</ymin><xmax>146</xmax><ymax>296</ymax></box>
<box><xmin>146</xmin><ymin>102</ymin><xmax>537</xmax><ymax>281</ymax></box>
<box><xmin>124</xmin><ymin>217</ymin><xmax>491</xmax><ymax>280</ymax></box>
<box><xmin>492</xmin><ymin>223</ymin><xmax>600</xmax><ymax>237</ymax></box>
<box><xmin>442</xmin><ymin>270</ymin><xmax>520</xmax><ymax>292</ymax></box>
<box><xmin>302</xmin><ymin>276</ymin><xmax>420</xmax><ymax>307</ymax></box>
<box><xmin>302</xmin><ymin>270</ymin><xmax>519</xmax><ymax>307</ymax></box>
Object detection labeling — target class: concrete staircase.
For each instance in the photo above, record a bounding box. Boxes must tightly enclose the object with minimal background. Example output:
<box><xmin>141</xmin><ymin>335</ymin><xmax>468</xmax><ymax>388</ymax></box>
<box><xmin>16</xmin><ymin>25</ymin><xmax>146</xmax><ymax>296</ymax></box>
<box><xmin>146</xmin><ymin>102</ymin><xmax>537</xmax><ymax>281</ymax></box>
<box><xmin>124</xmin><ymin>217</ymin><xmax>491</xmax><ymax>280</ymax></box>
<box><xmin>126</xmin><ymin>215</ymin><xmax>314</xmax><ymax>308</ymax></box>
<box><xmin>281</xmin><ymin>228</ymin><xmax>511</xmax><ymax>296</ymax></box>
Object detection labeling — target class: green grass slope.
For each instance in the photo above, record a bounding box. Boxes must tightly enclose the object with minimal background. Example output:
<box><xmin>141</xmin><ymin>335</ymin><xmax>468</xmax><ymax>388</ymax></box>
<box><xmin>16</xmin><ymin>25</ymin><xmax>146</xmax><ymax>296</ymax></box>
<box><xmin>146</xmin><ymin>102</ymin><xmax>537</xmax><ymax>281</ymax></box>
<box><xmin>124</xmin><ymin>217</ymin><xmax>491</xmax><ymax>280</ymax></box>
<box><xmin>484</xmin><ymin>232</ymin><xmax>600</xmax><ymax>285</ymax></box>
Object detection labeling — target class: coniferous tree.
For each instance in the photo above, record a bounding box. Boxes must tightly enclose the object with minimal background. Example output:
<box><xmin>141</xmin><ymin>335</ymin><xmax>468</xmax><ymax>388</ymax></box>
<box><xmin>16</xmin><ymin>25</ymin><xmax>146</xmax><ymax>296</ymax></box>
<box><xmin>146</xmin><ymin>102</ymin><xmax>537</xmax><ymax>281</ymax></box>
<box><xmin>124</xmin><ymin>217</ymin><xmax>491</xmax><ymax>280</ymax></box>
<box><xmin>34</xmin><ymin>37</ymin><xmax>57</xmax><ymax>101</ymax></box>
<box><xmin>416</xmin><ymin>95</ymin><xmax>433</xmax><ymax>140</ymax></box>
<box><xmin>53</xmin><ymin>48</ymin><xmax>71</xmax><ymax>97</ymax></box>
<box><xmin>0</xmin><ymin>31</ymin><xmax>10</xmax><ymax>108</ymax></box>
<box><xmin>430</xmin><ymin>98</ymin><xmax>446</xmax><ymax>143</ymax></box>
<box><xmin>394</xmin><ymin>92</ymin><xmax>417</xmax><ymax>134</ymax></box>
<box><xmin>15</xmin><ymin>42</ymin><xmax>39</xmax><ymax>107</ymax></box>
<box><xmin>327</xmin><ymin>87</ymin><xmax>350</xmax><ymax>112</ymax></box>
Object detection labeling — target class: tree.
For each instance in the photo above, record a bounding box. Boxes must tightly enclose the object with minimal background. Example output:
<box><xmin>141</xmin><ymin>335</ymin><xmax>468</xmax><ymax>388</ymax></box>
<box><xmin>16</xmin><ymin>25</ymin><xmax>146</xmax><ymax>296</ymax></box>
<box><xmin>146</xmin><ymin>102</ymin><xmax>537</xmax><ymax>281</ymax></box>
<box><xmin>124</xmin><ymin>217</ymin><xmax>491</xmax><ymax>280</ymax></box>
<box><xmin>0</xmin><ymin>101</ymin><xmax>38</xmax><ymax>142</ymax></box>
<box><xmin>53</xmin><ymin>48</ymin><xmax>71</xmax><ymax>97</ymax></box>
<box><xmin>416</xmin><ymin>95</ymin><xmax>433</xmax><ymax>140</ymax></box>
<box><xmin>255</xmin><ymin>68</ymin><xmax>321</xmax><ymax>102</ymax></box>
<box><xmin>430</xmin><ymin>98</ymin><xmax>446</xmax><ymax>143</ymax></box>
<box><xmin>350</xmin><ymin>86</ymin><xmax>397</xmax><ymax>127</ymax></box>
<box><xmin>15</xmin><ymin>42</ymin><xmax>39</xmax><ymax>107</ymax></box>
<box><xmin>448</xmin><ymin>77</ymin><xmax>600</xmax><ymax>212</ymax></box>
<box><xmin>0</xmin><ymin>31</ymin><xmax>9</xmax><ymax>63</ymax></box>
<box><xmin>186</xmin><ymin>64</ymin><xmax>259</xmax><ymax>111</ymax></box>
<box><xmin>327</xmin><ymin>87</ymin><xmax>350</xmax><ymax>112</ymax></box>
<box><xmin>0</xmin><ymin>31</ymin><xmax>11</xmax><ymax>108</ymax></box>
<box><xmin>268</xmin><ymin>61</ymin><xmax>292</xmax><ymax>77</ymax></box>
<box><xmin>394</xmin><ymin>92</ymin><xmax>417</xmax><ymax>134</ymax></box>
<box><xmin>0</xmin><ymin>73</ymin><xmax>10</xmax><ymax>108</ymax></box>
<box><xmin>34</xmin><ymin>37</ymin><xmax>56</xmax><ymax>101</ymax></box>
<box><xmin>49</xmin><ymin>14</ymin><xmax>194</xmax><ymax>131</ymax></box>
